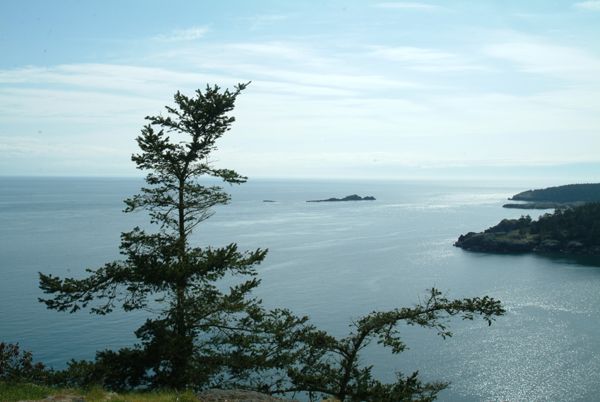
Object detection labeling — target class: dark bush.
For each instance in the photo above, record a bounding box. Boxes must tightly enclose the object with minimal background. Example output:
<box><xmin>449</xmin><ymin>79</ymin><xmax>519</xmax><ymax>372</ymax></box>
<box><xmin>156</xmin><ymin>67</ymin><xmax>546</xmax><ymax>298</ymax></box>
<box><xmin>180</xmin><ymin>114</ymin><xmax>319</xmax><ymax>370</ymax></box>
<box><xmin>0</xmin><ymin>342</ymin><xmax>48</xmax><ymax>383</ymax></box>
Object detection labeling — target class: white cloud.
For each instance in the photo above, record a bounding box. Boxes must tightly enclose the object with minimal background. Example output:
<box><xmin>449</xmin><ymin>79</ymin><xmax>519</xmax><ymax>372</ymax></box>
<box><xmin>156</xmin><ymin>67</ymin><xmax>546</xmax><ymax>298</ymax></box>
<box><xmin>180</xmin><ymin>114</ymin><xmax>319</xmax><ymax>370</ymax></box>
<box><xmin>0</xmin><ymin>64</ymin><xmax>235</xmax><ymax>95</ymax></box>
<box><xmin>0</xmin><ymin>136</ymin><xmax>129</xmax><ymax>157</ymax></box>
<box><xmin>574</xmin><ymin>1</ymin><xmax>600</xmax><ymax>10</ymax></box>
<box><xmin>0</xmin><ymin>135</ymin><xmax>135</xmax><ymax>176</ymax></box>
<box><xmin>225</xmin><ymin>42</ymin><xmax>312</xmax><ymax>61</ymax></box>
<box><xmin>369</xmin><ymin>46</ymin><xmax>487</xmax><ymax>72</ymax></box>
<box><xmin>149</xmin><ymin>42</ymin><xmax>431</xmax><ymax>95</ymax></box>
<box><xmin>485</xmin><ymin>40</ymin><xmax>600</xmax><ymax>81</ymax></box>
<box><xmin>371</xmin><ymin>46</ymin><xmax>455</xmax><ymax>62</ymax></box>
<box><xmin>153</xmin><ymin>26</ymin><xmax>209</xmax><ymax>42</ymax></box>
<box><xmin>237</xmin><ymin>66</ymin><xmax>426</xmax><ymax>93</ymax></box>
<box><xmin>245</xmin><ymin>14</ymin><xmax>289</xmax><ymax>31</ymax></box>
<box><xmin>0</xmin><ymin>87</ymin><xmax>159</xmax><ymax>121</ymax></box>
<box><xmin>2</xmin><ymin>33</ymin><xmax>600</xmax><ymax>177</ymax></box>
<box><xmin>373</xmin><ymin>2</ymin><xmax>443</xmax><ymax>11</ymax></box>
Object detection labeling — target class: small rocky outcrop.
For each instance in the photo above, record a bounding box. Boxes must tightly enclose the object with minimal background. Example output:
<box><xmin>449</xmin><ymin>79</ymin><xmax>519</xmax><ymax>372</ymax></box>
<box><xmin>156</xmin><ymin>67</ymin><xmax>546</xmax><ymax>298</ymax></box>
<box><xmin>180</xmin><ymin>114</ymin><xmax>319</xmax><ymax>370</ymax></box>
<box><xmin>307</xmin><ymin>194</ymin><xmax>376</xmax><ymax>203</ymax></box>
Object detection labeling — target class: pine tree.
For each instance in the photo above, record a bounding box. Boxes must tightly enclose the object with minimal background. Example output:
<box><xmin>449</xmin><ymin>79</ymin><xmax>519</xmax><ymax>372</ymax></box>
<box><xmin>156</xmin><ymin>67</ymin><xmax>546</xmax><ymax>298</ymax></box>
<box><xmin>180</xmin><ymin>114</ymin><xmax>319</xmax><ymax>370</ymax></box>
<box><xmin>285</xmin><ymin>288</ymin><xmax>504</xmax><ymax>401</ymax></box>
<box><xmin>39</xmin><ymin>83</ymin><xmax>268</xmax><ymax>388</ymax></box>
<box><xmin>38</xmin><ymin>83</ymin><xmax>505</xmax><ymax>398</ymax></box>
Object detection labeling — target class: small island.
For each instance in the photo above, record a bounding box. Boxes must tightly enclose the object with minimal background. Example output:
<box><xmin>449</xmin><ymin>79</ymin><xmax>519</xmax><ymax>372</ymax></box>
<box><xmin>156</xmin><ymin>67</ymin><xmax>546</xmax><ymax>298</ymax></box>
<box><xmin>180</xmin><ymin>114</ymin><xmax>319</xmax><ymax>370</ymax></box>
<box><xmin>307</xmin><ymin>194</ymin><xmax>376</xmax><ymax>203</ymax></box>
<box><xmin>503</xmin><ymin>183</ymin><xmax>600</xmax><ymax>209</ymax></box>
<box><xmin>455</xmin><ymin>203</ymin><xmax>600</xmax><ymax>254</ymax></box>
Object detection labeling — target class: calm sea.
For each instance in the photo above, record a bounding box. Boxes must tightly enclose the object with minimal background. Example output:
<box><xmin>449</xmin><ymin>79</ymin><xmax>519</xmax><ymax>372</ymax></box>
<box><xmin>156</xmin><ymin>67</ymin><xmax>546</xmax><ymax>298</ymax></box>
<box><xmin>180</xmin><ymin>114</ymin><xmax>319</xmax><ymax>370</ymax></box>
<box><xmin>2</xmin><ymin>177</ymin><xmax>600</xmax><ymax>401</ymax></box>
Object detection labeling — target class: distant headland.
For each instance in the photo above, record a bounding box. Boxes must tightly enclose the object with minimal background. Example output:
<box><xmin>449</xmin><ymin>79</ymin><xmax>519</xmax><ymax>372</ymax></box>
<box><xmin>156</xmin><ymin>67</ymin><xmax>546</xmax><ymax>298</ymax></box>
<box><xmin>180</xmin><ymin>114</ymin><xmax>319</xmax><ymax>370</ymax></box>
<box><xmin>306</xmin><ymin>194</ymin><xmax>376</xmax><ymax>203</ymax></box>
<box><xmin>455</xmin><ymin>202</ymin><xmax>600</xmax><ymax>255</ymax></box>
<box><xmin>503</xmin><ymin>183</ymin><xmax>600</xmax><ymax>209</ymax></box>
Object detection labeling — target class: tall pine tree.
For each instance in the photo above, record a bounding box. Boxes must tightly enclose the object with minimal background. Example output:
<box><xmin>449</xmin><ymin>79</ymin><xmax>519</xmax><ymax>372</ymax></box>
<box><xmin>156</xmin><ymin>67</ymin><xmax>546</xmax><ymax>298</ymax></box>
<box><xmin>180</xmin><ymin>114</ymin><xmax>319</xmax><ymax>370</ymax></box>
<box><xmin>38</xmin><ymin>83</ymin><xmax>505</xmax><ymax>398</ymax></box>
<box><xmin>39</xmin><ymin>83</ymin><xmax>268</xmax><ymax>388</ymax></box>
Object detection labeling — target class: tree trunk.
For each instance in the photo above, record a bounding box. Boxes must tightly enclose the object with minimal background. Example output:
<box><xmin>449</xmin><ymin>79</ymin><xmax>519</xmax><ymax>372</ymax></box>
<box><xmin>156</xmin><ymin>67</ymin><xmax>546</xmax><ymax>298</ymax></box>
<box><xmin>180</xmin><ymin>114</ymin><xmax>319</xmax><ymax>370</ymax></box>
<box><xmin>171</xmin><ymin>176</ymin><xmax>189</xmax><ymax>387</ymax></box>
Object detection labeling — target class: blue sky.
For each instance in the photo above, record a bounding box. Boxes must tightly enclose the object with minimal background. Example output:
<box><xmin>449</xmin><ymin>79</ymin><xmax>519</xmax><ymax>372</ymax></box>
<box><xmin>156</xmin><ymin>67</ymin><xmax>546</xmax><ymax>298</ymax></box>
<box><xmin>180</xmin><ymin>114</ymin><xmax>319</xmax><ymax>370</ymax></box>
<box><xmin>1</xmin><ymin>0</ymin><xmax>600</xmax><ymax>179</ymax></box>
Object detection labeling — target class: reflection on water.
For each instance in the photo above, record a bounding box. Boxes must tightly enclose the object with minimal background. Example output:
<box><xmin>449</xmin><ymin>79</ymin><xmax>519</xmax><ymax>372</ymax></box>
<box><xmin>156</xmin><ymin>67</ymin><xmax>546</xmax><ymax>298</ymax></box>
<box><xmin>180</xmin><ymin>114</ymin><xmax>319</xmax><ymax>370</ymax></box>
<box><xmin>537</xmin><ymin>252</ymin><xmax>600</xmax><ymax>268</ymax></box>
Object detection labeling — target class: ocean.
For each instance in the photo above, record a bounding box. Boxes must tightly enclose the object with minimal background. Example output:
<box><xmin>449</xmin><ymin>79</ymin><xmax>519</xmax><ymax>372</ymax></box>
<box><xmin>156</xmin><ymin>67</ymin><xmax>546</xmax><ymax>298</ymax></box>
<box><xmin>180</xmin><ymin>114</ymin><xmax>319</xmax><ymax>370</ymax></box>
<box><xmin>2</xmin><ymin>177</ymin><xmax>600</xmax><ymax>401</ymax></box>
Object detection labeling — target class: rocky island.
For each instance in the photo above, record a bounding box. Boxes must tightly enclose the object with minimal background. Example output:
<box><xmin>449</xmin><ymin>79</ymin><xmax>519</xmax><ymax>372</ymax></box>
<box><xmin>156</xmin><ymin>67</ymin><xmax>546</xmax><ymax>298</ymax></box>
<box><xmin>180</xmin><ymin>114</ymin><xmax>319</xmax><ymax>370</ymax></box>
<box><xmin>306</xmin><ymin>194</ymin><xmax>376</xmax><ymax>203</ymax></box>
<box><xmin>503</xmin><ymin>183</ymin><xmax>600</xmax><ymax>209</ymax></box>
<box><xmin>455</xmin><ymin>203</ymin><xmax>600</xmax><ymax>254</ymax></box>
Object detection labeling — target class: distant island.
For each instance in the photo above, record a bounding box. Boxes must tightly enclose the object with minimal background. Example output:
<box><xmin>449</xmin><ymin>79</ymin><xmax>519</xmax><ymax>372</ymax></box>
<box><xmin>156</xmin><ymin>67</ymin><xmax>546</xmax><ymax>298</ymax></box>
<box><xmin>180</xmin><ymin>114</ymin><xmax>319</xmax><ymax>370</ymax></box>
<box><xmin>455</xmin><ymin>203</ymin><xmax>600</xmax><ymax>254</ymax></box>
<box><xmin>503</xmin><ymin>183</ymin><xmax>600</xmax><ymax>209</ymax></box>
<box><xmin>307</xmin><ymin>194</ymin><xmax>376</xmax><ymax>203</ymax></box>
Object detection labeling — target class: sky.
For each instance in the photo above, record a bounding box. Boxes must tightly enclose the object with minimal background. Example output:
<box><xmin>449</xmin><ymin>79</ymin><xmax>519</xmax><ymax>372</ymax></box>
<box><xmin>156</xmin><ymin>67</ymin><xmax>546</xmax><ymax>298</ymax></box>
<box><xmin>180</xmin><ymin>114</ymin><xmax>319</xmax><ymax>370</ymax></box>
<box><xmin>1</xmin><ymin>0</ymin><xmax>600</xmax><ymax>180</ymax></box>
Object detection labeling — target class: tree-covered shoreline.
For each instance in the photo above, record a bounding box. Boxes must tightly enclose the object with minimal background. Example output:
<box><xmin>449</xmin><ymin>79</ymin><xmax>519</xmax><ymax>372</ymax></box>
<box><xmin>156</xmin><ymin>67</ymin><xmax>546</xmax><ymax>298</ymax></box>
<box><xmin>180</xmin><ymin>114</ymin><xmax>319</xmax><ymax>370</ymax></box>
<box><xmin>456</xmin><ymin>203</ymin><xmax>600</xmax><ymax>254</ymax></box>
<box><xmin>503</xmin><ymin>183</ymin><xmax>600</xmax><ymax>209</ymax></box>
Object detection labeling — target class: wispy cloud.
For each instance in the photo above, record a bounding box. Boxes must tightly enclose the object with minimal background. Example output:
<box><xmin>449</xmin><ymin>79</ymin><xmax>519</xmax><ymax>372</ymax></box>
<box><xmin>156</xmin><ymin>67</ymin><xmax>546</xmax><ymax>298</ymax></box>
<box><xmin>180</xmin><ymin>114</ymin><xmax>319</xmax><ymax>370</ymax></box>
<box><xmin>224</xmin><ymin>42</ymin><xmax>312</xmax><ymax>61</ymax></box>
<box><xmin>0</xmin><ymin>136</ymin><xmax>129</xmax><ymax>157</ymax></box>
<box><xmin>0</xmin><ymin>87</ymin><xmax>159</xmax><ymax>122</ymax></box>
<box><xmin>245</xmin><ymin>14</ymin><xmax>289</xmax><ymax>31</ymax></box>
<box><xmin>3</xmin><ymin>26</ymin><xmax>600</xmax><ymax>177</ymax></box>
<box><xmin>574</xmin><ymin>1</ymin><xmax>600</xmax><ymax>10</ymax></box>
<box><xmin>150</xmin><ymin>41</ymin><xmax>427</xmax><ymax>94</ymax></box>
<box><xmin>153</xmin><ymin>26</ymin><xmax>209</xmax><ymax>42</ymax></box>
<box><xmin>0</xmin><ymin>135</ymin><xmax>135</xmax><ymax>176</ymax></box>
<box><xmin>485</xmin><ymin>40</ymin><xmax>600</xmax><ymax>81</ymax></box>
<box><xmin>370</xmin><ymin>46</ymin><xmax>454</xmax><ymax>62</ymax></box>
<box><xmin>369</xmin><ymin>46</ymin><xmax>487</xmax><ymax>72</ymax></box>
<box><xmin>373</xmin><ymin>2</ymin><xmax>443</xmax><ymax>11</ymax></box>
<box><xmin>0</xmin><ymin>63</ymin><xmax>233</xmax><ymax>95</ymax></box>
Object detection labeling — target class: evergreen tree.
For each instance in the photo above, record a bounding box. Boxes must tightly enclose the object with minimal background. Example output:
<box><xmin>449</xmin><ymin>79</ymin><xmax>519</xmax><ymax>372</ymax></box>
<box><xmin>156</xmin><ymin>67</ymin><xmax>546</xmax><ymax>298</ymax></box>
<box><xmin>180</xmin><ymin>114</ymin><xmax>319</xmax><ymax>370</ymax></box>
<box><xmin>285</xmin><ymin>288</ymin><xmax>504</xmax><ymax>401</ymax></box>
<box><xmin>39</xmin><ymin>83</ymin><xmax>268</xmax><ymax>388</ymax></box>
<box><xmin>38</xmin><ymin>83</ymin><xmax>505</xmax><ymax>399</ymax></box>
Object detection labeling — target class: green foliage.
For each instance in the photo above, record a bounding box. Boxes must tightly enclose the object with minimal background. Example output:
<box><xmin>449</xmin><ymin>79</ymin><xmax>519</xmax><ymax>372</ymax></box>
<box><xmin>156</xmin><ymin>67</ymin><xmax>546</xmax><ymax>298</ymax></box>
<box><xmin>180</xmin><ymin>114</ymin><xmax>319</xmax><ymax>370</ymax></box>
<box><xmin>457</xmin><ymin>202</ymin><xmax>600</xmax><ymax>253</ymax></box>
<box><xmin>0</xmin><ymin>381</ymin><xmax>202</xmax><ymax>402</ymax></box>
<box><xmin>36</xmin><ymin>84</ymin><xmax>505</xmax><ymax>400</ymax></box>
<box><xmin>0</xmin><ymin>382</ymin><xmax>52</xmax><ymax>402</ymax></box>
<box><xmin>38</xmin><ymin>83</ymin><xmax>270</xmax><ymax>390</ymax></box>
<box><xmin>530</xmin><ymin>203</ymin><xmax>600</xmax><ymax>245</ymax></box>
<box><xmin>485</xmin><ymin>215</ymin><xmax>532</xmax><ymax>234</ymax></box>
<box><xmin>511</xmin><ymin>183</ymin><xmax>600</xmax><ymax>203</ymax></box>
<box><xmin>48</xmin><ymin>350</ymin><xmax>149</xmax><ymax>390</ymax></box>
<box><xmin>0</xmin><ymin>342</ymin><xmax>48</xmax><ymax>384</ymax></box>
<box><xmin>282</xmin><ymin>288</ymin><xmax>504</xmax><ymax>401</ymax></box>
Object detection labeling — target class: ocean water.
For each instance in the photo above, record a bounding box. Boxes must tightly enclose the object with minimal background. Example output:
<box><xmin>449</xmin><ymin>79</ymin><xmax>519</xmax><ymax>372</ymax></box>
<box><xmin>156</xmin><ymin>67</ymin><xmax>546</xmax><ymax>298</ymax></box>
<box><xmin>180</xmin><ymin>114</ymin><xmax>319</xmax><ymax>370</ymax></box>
<box><xmin>2</xmin><ymin>177</ymin><xmax>600</xmax><ymax>401</ymax></box>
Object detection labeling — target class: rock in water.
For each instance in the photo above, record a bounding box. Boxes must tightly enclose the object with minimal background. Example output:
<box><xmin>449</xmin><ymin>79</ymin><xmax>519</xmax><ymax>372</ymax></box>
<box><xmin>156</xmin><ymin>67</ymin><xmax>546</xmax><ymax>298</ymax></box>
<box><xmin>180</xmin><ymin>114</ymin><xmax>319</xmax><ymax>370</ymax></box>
<box><xmin>307</xmin><ymin>194</ymin><xmax>376</xmax><ymax>202</ymax></box>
